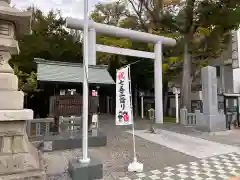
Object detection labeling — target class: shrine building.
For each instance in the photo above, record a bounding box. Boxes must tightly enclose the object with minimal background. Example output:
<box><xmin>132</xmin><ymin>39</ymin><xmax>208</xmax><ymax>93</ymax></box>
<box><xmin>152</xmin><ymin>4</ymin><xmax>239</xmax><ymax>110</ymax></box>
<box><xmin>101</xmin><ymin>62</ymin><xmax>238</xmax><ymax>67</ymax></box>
<box><xmin>26</xmin><ymin>58</ymin><xmax>115</xmax><ymax>118</ymax></box>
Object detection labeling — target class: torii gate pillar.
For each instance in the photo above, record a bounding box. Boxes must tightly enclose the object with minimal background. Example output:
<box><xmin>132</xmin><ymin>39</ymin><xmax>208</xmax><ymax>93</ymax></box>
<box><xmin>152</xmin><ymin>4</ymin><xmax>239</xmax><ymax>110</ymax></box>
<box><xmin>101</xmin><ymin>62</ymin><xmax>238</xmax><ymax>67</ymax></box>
<box><xmin>154</xmin><ymin>42</ymin><xmax>163</xmax><ymax>123</ymax></box>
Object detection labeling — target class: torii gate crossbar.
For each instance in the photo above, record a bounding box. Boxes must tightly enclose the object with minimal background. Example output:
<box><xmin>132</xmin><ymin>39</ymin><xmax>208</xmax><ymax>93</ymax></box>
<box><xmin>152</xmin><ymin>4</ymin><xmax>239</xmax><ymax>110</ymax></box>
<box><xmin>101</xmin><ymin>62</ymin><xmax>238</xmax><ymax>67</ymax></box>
<box><xmin>66</xmin><ymin>17</ymin><xmax>176</xmax><ymax>124</ymax></box>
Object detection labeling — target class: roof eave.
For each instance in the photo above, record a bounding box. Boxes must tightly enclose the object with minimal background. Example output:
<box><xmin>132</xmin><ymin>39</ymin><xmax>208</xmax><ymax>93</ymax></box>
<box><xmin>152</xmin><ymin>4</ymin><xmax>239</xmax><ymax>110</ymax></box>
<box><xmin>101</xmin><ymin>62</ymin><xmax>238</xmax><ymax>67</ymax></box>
<box><xmin>34</xmin><ymin>58</ymin><xmax>109</xmax><ymax>69</ymax></box>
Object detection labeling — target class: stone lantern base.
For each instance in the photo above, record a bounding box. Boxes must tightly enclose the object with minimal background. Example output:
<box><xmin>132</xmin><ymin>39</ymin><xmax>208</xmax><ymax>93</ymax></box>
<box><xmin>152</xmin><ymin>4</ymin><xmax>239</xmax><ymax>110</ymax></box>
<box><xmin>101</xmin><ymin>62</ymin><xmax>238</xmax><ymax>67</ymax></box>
<box><xmin>0</xmin><ymin>115</ymin><xmax>45</xmax><ymax>180</ymax></box>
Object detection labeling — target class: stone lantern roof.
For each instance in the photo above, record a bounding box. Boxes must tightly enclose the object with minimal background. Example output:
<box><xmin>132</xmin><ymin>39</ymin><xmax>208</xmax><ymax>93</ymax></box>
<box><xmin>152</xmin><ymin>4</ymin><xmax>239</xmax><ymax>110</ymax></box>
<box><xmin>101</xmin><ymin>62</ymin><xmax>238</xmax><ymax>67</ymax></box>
<box><xmin>0</xmin><ymin>0</ymin><xmax>31</xmax><ymax>36</ymax></box>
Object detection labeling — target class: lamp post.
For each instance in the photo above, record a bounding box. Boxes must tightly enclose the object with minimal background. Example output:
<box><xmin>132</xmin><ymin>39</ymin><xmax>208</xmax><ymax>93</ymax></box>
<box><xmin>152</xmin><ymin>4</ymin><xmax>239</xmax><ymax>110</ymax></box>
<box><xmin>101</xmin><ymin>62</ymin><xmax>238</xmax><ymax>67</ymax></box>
<box><xmin>139</xmin><ymin>92</ymin><xmax>144</xmax><ymax>119</ymax></box>
<box><xmin>81</xmin><ymin>0</ymin><xmax>90</xmax><ymax>163</ymax></box>
<box><xmin>172</xmin><ymin>86</ymin><xmax>180</xmax><ymax>124</ymax></box>
<box><xmin>96</xmin><ymin>86</ymin><xmax>100</xmax><ymax>113</ymax></box>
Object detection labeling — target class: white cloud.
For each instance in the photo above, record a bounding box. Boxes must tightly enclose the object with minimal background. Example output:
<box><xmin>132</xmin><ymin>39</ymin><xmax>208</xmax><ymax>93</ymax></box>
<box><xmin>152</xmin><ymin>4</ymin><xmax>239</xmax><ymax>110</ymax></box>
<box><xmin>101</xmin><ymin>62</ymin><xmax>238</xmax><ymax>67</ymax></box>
<box><xmin>11</xmin><ymin>0</ymin><xmax>117</xmax><ymax>18</ymax></box>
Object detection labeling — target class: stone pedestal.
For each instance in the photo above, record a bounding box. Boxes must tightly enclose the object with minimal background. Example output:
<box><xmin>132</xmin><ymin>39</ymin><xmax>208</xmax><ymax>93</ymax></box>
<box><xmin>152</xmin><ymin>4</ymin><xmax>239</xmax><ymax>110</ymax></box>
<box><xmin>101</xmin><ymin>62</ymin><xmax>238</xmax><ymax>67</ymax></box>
<box><xmin>41</xmin><ymin>130</ymin><xmax>107</xmax><ymax>151</ymax></box>
<box><xmin>196</xmin><ymin>66</ymin><xmax>226</xmax><ymax>132</ymax></box>
<box><xmin>0</xmin><ymin>1</ymin><xmax>45</xmax><ymax>178</ymax></box>
<box><xmin>68</xmin><ymin>157</ymin><xmax>103</xmax><ymax>180</ymax></box>
<box><xmin>196</xmin><ymin>113</ymin><xmax>226</xmax><ymax>132</ymax></box>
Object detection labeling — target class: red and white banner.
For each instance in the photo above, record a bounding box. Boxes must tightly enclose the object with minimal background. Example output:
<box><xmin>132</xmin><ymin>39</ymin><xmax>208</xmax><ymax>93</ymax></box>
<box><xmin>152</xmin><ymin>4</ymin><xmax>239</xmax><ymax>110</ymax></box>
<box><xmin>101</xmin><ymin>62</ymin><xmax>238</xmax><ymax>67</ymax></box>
<box><xmin>116</xmin><ymin>66</ymin><xmax>132</xmax><ymax>125</ymax></box>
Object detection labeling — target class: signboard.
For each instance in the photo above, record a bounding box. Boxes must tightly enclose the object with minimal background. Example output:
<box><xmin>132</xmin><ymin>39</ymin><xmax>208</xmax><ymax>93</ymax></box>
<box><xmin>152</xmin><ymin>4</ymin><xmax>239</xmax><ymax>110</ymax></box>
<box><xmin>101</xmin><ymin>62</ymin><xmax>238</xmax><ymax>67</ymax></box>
<box><xmin>191</xmin><ymin>100</ymin><xmax>203</xmax><ymax>113</ymax></box>
<box><xmin>116</xmin><ymin>66</ymin><xmax>132</xmax><ymax>125</ymax></box>
<box><xmin>232</xmin><ymin>30</ymin><xmax>239</xmax><ymax>69</ymax></box>
<box><xmin>92</xmin><ymin>90</ymin><xmax>97</xmax><ymax>97</ymax></box>
<box><xmin>49</xmin><ymin>95</ymin><xmax>98</xmax><ymax>116</ymax></box>
<box><xmin>92</xmin><ymin>114</ymin><xmax>98</xmax><ymax>123</ymax></box>
<box><xmin>60</xmin><ymin>89</ymin><xmax>65</xmax><ymax>96</ymax></box>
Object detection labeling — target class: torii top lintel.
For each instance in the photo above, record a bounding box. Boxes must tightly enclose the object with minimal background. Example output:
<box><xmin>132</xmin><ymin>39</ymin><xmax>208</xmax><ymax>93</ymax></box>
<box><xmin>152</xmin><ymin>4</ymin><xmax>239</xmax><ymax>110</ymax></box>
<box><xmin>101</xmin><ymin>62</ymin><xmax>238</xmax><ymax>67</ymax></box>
<box><xmin>66</xmin><ymin>17</ymin><xmax>176</xmax><ymax>46</ymax></box>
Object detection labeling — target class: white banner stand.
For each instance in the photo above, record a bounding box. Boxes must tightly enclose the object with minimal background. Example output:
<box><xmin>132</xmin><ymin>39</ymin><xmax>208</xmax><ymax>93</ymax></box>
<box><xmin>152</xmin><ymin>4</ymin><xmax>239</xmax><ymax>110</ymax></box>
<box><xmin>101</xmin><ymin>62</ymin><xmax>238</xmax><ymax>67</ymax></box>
<box><xmin>127</xmin><ymin>65</ymin><xmax>143</xmax><ymax>173</ymax></box>
<box><xmin>128</xmin><ymin>123</ymin><xmax>143</xmax><ymax>172</ymax></box>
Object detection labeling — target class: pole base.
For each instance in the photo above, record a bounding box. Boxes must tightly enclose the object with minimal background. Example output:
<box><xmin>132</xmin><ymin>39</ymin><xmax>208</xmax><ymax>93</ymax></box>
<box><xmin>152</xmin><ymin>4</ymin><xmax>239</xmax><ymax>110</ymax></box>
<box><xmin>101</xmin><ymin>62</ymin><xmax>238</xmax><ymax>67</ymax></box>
<box><xmin>80</xmin><ymin>157</ymin><xmax>90</xmax><ymax>164</ymax></box>
<box><xmin>128</xmin><ymin>160</ymin><xmax>143</xmax><ymax>172</ymax></box>
<box><xmin>69</xmin><ymin>157</ymin><xmax>103</xmax><ymax>180</ymax></box>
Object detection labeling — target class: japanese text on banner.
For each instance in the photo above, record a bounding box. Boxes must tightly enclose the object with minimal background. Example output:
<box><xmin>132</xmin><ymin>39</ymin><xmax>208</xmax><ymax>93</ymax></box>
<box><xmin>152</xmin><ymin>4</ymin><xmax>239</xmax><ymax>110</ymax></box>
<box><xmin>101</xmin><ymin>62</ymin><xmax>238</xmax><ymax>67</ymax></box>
<box><xmin>115</xmin><ymin>66</ymin><xmax>132</xmax><ymax>125</ymax></box>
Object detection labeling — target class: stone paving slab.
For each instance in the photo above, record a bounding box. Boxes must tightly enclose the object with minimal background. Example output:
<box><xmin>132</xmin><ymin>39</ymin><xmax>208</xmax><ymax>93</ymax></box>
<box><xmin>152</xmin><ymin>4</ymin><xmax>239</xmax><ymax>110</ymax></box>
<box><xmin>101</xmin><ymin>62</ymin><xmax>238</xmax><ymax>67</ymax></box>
<box><xmin>151</xmin><ymin>122</ymin><xmax>240</xmax><ymax>147</ymax></box>
<box><xmin>119</xmin><ymin>152</ymin><xmax>240</xmax><ymax>180</ymax></box>
<box><xmin>127</xmin><ymin>129</ymin><xmax>240</xmax><ymax>159</ymax></box>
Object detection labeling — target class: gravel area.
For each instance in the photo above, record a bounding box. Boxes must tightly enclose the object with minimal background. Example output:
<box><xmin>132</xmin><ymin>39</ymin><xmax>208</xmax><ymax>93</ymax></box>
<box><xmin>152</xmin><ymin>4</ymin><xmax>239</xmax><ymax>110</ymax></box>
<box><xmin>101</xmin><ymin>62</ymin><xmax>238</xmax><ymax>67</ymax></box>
<box><xmin>41</xmin><ymin>115</ymin><xmax>197</xmax><ymax>180</ymax></box>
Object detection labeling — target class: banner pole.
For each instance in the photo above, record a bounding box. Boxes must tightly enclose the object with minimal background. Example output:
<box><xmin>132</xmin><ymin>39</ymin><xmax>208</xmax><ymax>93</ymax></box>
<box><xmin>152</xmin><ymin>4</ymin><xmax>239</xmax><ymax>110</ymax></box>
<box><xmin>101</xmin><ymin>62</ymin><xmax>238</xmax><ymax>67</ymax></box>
<box><xmin>127</xmin><ymin>65</ymin><xmax>143</xmax><ymax>172</ymax></box>
<box><xmin>132</xmin><ymin>120</ymin><xmax>137</xmax><ymax>161</ymax></box>
<box><xmin>128</xmin><ymin>65</ymin><xmax>136</xmax><ymax>161</ymax></box>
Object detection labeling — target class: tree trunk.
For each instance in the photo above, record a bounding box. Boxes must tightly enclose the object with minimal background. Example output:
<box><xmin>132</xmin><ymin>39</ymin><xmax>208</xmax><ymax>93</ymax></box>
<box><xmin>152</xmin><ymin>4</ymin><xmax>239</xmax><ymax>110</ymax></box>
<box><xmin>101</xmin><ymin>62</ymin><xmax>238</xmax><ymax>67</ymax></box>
<box><xmin>180</xmin><ymin>39</ymin><xmax>192</xmax><ymax>111</ymax></box>
<box><xmin>134</xmin><ymin>85</ymin><xmax>138</xmax><ymax>117</ymax></box>
<box><xmin>163</xmin><ymin>80</ymin><xmax>169</xmax><ymax>116</ymax></box>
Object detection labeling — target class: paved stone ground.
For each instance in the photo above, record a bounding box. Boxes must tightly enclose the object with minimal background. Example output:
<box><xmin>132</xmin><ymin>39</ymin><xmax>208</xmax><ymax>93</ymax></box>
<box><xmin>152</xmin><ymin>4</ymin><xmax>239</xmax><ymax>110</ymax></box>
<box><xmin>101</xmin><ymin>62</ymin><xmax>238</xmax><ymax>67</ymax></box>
<box><xmin>151</xmin><ymin>122</ymin><xmax>240</xmax><ymax>147</ymax></box>
<box><xmin>42</xmin><ymin>116</ymin><xmax>197</xmax><ymax>180</ymax></box>
<box><xmin>120</xmin><ymin>152</ymin><xmax>240</xmax><ymax>180</ymax></box>
<box><xmin>37</xmin><ymin>115</ymin><xmax>240</xmax><ymax>180</ymax></box>
<box><xmin>127</xmin><ymin>129</ymin><xmax>239</xmax><ymax>159</ymax></box>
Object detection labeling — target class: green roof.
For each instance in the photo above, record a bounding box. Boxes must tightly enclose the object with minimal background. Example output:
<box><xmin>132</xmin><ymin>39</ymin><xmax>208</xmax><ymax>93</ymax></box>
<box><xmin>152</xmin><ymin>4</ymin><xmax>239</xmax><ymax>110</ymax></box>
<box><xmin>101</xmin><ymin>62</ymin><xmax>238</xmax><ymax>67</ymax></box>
<box><xmin>34</xmin><ymin>58</ymin><xmax>115</xmax><ymax>84</ymax></box>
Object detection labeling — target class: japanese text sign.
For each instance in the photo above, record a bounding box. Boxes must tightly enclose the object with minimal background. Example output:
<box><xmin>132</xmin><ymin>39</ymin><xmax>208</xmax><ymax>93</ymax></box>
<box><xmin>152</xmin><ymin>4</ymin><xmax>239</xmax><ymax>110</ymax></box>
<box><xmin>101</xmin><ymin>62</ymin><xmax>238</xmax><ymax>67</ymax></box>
<box><xmin>115</xmin><ymin>66</ymin><xmax>132</xmax><ymax>125</ymax></box>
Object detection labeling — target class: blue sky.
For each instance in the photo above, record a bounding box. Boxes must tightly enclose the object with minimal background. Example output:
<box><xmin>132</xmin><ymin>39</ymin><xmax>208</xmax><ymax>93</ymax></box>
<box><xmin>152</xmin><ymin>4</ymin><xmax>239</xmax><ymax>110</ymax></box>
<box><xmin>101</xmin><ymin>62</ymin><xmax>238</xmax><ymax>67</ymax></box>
<box><xmin>11</xmin><ymin>0</ymin><xmax>116</xmax><ymax>18</ymax></box>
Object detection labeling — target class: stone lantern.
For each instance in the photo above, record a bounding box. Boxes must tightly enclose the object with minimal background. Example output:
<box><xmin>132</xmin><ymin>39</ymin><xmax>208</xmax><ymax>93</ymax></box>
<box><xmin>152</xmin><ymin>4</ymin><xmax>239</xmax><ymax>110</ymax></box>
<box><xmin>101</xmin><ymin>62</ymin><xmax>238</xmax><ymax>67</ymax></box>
<box><xmin>0</xmin><ymin>0</ymin><xmax>45</xmax><ymax>179</ymax></box>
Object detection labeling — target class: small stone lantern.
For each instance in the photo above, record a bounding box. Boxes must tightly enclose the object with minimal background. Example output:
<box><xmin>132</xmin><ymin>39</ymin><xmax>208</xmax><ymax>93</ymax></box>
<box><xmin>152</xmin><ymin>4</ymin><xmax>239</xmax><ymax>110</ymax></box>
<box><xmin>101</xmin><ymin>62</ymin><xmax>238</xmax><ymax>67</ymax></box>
<box><xmin>172</xmin><ymin>86</ymin><xmax>180</xmax><ymax>123</ymax></box>
<box><xmin>147</xmin><ymin>108</ymin><xmax>156</xmax><ymax>133</ymax></box>
<box><xmin>0</xmin><ymin>0</ymin><xmax>45</xmax><ymax>179</ymax></box>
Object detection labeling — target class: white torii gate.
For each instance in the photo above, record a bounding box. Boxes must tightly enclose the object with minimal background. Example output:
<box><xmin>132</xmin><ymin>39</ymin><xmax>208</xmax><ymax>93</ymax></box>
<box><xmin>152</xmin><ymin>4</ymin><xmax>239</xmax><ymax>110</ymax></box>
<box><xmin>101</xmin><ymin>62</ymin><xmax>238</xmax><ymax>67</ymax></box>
<box><xmin>66</xmin><ymin>17</ymin><xmax>176</xmax><ymax>124</ymax></box>
<box><xmin>66</xmin><ymin>17</ymin><xmax>176</xmax><ymax>165</ymax></box>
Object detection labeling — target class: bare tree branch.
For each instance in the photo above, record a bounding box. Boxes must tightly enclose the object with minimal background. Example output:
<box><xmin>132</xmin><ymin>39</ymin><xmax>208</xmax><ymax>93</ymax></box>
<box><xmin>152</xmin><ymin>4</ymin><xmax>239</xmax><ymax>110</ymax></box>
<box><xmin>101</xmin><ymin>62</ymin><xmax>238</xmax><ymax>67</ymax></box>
<box><xmin>127</xmin><ymin>0</ymin><xmax>148</xmax><ymax>32</ymax></box>
<box><xmin>141</xmin><ymin>0</ymin><xmax>160</xmax><ymax>29</ymax></box>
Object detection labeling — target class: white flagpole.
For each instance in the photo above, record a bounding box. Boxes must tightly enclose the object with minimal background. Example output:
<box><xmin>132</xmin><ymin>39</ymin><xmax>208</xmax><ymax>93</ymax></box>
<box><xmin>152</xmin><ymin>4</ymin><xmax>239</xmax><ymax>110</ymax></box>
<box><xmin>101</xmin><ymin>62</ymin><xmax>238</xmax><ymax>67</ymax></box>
<box><xmin>128</xmin><ymin>65</ymin><xmax>136</xmax><ymax>161</ymax></box>
<box><xmin>127</xmin><ymin>65</ymin><xmax>143</xmax><ymax>172</ymax></box>
<box><xmin>80</xmin><ymin>0</ymin><xmax>90</xmax><ymax>163</ymax></box>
